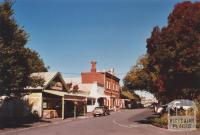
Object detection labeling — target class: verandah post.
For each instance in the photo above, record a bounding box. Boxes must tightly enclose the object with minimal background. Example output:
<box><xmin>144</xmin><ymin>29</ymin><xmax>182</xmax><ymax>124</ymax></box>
<box><xmin>74</xmin><ymin>101</ymin><xmax>77</xmax><ymax>118</ymax></box>
<box><xmin>62</xmin><ymin>97</ymin><xmax>65</xmax><ymax>120</ymax></box>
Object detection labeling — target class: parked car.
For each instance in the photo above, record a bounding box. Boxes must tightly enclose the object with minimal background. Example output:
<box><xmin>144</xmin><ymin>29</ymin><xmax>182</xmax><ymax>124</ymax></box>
<box><xmin>93</xmin><ymin>106</ymin><xmax>110</xmax><ymax>117</ymax></box>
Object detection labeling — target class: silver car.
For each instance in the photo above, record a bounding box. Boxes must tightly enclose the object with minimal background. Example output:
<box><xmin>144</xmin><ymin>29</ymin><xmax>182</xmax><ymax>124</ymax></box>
<box><xmin>93</xmin><ymin>106</ymin><xmax>110</xmax><ymax>117</ymax></box>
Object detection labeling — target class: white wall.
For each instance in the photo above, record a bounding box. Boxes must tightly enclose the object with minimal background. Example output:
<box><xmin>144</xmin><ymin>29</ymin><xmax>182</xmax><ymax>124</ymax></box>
<box><xmin>25</xmin><ymin>93</ymin><xmax>43</xmax><ymax>117</ymax></box>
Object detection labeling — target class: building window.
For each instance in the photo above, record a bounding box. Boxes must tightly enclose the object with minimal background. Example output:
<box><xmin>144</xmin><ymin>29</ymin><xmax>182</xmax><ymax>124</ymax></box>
<box><xmin>113</xmin><ymin>83</ymin><xmax>115</xmax><ymax>90</ymax></box>
<box><xmin>106</xmin><ymin>81</ymin><xmax>109</xmax><ymax>89</ymax></box>
<box><xmin>87</xmin><ymin>99</ymin><xmax>93</xmax><ymax>105</ymax></box>
<box><xmin>43</xmin><ymin>102</ymin><xmax>47</xmax><ymax>109</ymax></box>
<box><xmin>116</xmin><ymin>85</ymin><xmax>118</xmax><ymax>91</ymax></box>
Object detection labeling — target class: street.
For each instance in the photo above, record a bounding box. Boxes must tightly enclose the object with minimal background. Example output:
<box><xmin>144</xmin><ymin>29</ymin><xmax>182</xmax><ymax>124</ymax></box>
<box><xmin>0</xmin><ymin>109</ymin><xmax>199</xmax><ymax>135</ymax></box>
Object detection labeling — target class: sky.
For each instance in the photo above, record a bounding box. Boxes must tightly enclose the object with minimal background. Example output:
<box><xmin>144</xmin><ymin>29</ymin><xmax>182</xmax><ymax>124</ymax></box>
<box><xmin>9</xmin><ymin>0</ymin><xmax>193</xmax><ymax>82</ymax></box>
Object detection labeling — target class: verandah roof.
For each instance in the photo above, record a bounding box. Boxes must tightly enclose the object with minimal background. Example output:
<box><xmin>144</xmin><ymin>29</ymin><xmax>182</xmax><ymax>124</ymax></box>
<box><xmin>43</xmin><ymin>90</ymin><xmax>86</xmax><ymax>101</ymax></box>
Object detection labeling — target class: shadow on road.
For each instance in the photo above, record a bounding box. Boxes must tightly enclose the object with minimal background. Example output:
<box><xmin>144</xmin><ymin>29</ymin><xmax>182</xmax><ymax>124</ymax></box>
<box><xmin>0</xmin><ymin>118</ymin><xmax>51</xmax><ymax>130</ymax></box>
<box><xmin>135</xmin><ymin>114</ymin><xmax>159</xmax><ymax>124</ymax></box>
<box><xmin>128</xmin><ymin>109</ymin><xmax>158</xmax><ymax>125</ymax></box>
<box><xmin>129</xmin><ymin>109</ymin><xmax>168</xmax><ymax>129</ymax></box>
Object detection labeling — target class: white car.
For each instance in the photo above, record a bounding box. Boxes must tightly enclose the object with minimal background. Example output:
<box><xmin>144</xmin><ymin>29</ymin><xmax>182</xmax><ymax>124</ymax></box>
<box><xmin>170</xmin><ymin>101</ymin><xmax>192</xmax><ymax>111</ymax></box>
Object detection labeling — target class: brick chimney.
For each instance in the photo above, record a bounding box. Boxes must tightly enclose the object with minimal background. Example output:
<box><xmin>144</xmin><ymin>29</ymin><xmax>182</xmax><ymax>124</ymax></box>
<box><xmin>91</xmin><ymin>61</ymin><xmax>97</xmax><ymax>73</ymax></box>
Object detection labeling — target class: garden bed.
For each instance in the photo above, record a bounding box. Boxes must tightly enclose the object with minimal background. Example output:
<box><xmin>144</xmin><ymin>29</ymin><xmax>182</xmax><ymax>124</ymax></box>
<box><xmin>150</xmin><ymin>103</ymin><xmax>200</xmax><ymax>129</ymax></box>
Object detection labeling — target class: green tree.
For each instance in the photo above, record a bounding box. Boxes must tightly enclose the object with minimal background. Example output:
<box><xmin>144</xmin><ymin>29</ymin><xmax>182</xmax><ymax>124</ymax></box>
<box><xmin>123</xmin><ymin>55</ymin><xmax>161</xmax><ymax>100</ymax></box>
<box><xmin>120</xmin><ymin>88</ymin><xmax>140</xmax><ymax>101</ymax></box>
<box><xmin>0</xmin><ymin>1</ymin><xmax>47</xmax><ymax>96</ymax></box>
<box><xmin>26</xmin><ymin>49</ymin><xmax>48</xmax><ymax>73</ymax></box>
<box><xmin>124</xmin><ymin>55</ymin><xmax>153</xmax><ymax>91</ymax></box>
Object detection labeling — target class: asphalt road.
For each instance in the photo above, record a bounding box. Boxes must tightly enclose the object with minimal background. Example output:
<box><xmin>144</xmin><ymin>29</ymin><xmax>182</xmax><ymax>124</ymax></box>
<box><xmin>0</xmin><ymin>108</ymin><xmax>199</xmax><ymax>135</ymax></box>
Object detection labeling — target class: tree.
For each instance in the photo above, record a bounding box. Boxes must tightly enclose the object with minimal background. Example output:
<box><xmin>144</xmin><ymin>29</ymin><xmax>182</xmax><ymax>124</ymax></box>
<box><xmin>26</xmin><ymin>49</ymin><xmax>48</xmax><ymax>73</ymax></box>
<box><xmin>66</xmin><ymin>83</ymin><xmax>79</xmax><ymax>93</ymax></box>
<box><xmin>147</xmin><ymin>1</ymin><xmax>200</xmax><ymax>101</ymax></box>
<box><xmin>125</xmin><ymin>1</ymin><xmax>200</xmax><ymax>102</ymax></box>
<box><xmin>124</xmin><ymin>55</ymin><xmax>153</xmax><ymax>91</ymax></box>
<box><xmin>0</xmin><ymin>1</ymin><xmax>47</xmax><ymax>96</ymax></box>
<box><xmin>123</xmin><ymin>55</ymin><xmax>161</xmax><ymax>100</ymax></box>
<box><xmin>120</xmin><ymin>88</ymin><xmax>140</xmax><ymax>101</ymax></box>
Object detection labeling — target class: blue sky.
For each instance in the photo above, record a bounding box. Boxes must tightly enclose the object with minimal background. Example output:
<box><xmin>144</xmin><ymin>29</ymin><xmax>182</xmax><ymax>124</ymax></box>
<box><xmin>10</xmin><ymin>0</ymin><xmax>189</xmax><ymax>81</ymax></box>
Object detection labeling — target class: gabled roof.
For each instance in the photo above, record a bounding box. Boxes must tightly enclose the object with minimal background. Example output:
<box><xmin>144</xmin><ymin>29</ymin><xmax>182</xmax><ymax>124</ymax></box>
<box><xmin>27</xmin><ymin>72</ymin><xmax>68</xmax><ymax>90</ymax></box>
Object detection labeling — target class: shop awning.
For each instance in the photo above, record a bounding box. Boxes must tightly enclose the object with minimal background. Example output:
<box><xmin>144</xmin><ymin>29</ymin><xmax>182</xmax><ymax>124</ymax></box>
<box><xmin>43</xmin><ymin>90</ymin><xmax>87</xmax><ymax>101</ymax></box>
<box><xmin>43</xmin><ymin>90</ymin><xmax>87</xmax><ymax>120</ymax></box>
<box><xmin>44</xmin><ymin>90</ymin><xmax>66</xmax><ymax>96</ymax></box>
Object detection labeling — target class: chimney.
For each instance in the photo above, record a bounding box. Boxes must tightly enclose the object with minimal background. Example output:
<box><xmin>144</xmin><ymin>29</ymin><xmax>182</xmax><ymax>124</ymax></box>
<box><xmin>91</xmin><ymin>61</ymin><xmax>97</xmax><ymax>73</ymax></box>
<box><xmin>110</xmin><ymin>68</ymin><xmax>115</xmax><ymax>75</ymax></box>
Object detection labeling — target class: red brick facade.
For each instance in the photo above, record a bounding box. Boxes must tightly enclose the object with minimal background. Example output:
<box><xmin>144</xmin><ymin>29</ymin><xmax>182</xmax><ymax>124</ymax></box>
<box><xmin>81</xmin><ymin>61</ymin><xmax>121</xmax><ymax>108</ymax></box>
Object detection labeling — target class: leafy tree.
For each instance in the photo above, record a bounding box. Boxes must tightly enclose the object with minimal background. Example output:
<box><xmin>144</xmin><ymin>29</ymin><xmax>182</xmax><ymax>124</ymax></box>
<box><xmin>125</xmin><ymin>1</ymin><xmax>200</xmax><ymax>102</ymax></box>
<box><xmin>124</xmin><ymin>55</ymin><xmax>153</xmax><ymax>91</ymax></box>
<box><xmin>0</xmin><ymin>1</ymin><xmax>47</xmax><ymax>96</ymax></box>
<box><xmin>124</xmin><ymin>55</ymin><xmax>162</xmax><ymax>100</ymax></box>
<box><xmin>66</xmin><ymin>83</ymin><xmax>73</xmax><ymax>90</ymax></box>
<box><xmin>120</xmin><ymin>88</ymin><xmax>140</xmax><ymax>101</ymax></box>
<box><xmin>66</xmin><ymin>83</ymin><xmax>79</xmax><ymax>93</ymax></box>
<box><xmin>26</xmin><ymin>49</ymin><xmax>48</xmax><ymax>73</ymax></box>
<box><xmin>147</xmin><ymin>1</ymin><xmax>200</xmax><ymax>101</ymax></box>
<box><xmin>72</xmin><ymin>85</ymin><xmax>79</xmax><ymax>93</ymax></box>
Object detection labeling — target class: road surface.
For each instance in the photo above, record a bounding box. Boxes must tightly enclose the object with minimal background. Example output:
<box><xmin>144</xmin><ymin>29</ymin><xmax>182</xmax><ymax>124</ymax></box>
<box><xmin>0</xmin><ymin>108</ymin><xmax>199</xmax><ymax>135</ymax></box>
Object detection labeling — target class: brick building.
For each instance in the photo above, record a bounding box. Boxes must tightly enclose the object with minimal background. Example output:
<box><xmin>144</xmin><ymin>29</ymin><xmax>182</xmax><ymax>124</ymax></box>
<box><xmin>81</xmin><ymin>61</ymin><xmax>122</xmax><ymax>110</ymax></box>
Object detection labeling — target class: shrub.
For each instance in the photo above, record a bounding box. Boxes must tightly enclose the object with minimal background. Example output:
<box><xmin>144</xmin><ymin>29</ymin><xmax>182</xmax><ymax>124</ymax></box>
<box><xmin>196</xmin><ymin>102</ymin><xmax>200</xmax><ymax>128</ymax></box>
<box><xmin>0</xmin><ymin>97</ymin><xmax>39</xmax><ymax>128</ymax></box>
<box><xmin>151</xmin><ymin>113</ymin><xmax>168</xmax><ymax>128</ymax></box>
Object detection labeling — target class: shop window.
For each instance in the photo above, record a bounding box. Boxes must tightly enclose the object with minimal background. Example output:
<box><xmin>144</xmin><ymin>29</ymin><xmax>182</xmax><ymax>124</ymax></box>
<box><xmin>43</xmin><ymin>102</ymin><xmax>47</xmax><ymax>109</ymax></box>
<box><xmin>87</xmin><ymin>99</ymin><xmax>93</xmax><ymax>105</ymax></box>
